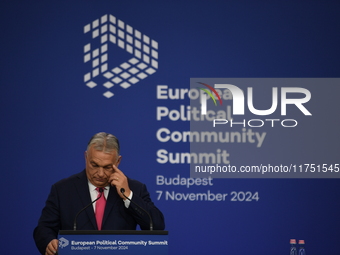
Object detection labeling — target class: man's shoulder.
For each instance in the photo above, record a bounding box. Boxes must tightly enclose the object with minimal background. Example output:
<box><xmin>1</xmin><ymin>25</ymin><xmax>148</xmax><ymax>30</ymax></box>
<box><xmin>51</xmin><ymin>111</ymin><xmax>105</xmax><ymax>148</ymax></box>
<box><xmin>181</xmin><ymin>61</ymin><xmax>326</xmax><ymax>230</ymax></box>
<box><xmin>127</xmin><ymin>177</ymin><xmax>143</xmax><ymax>186</ymax></box>
<box><xmin>53</xmin><ymin>170</ymin><xmax>86</xmax><ymax>187</ymax></box>
<box><xmin>127</xmin><ymin>177</ymin><xmax>147</xmax><ymax>192</ymax></box>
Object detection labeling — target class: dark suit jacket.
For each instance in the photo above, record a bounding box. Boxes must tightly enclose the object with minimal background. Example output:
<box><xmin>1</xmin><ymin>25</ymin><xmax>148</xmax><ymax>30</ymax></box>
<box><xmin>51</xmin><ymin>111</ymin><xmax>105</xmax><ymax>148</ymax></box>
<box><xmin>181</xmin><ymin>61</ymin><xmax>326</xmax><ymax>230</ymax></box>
<box><xmin>33</xmin><ymin>170</ymin><xmax>165</xmax><ymax>254</ymax></box>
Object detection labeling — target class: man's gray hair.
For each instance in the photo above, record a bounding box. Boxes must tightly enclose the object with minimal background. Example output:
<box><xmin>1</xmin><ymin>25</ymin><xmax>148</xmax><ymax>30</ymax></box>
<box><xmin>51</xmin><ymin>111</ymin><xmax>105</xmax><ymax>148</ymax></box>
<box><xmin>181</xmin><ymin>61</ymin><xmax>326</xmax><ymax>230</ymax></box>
<box><xmin>87</xmin><ymin>132</ymin><xmax>120</xmax><ymax>154</ymax></box>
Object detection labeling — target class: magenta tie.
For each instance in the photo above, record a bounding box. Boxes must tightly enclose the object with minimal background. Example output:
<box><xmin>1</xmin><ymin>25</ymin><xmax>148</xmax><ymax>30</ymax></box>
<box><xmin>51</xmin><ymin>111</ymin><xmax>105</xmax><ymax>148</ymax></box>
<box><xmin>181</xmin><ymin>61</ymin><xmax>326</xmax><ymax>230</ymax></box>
<box><xmin>95</xmin><ymin>187</ymin><xmax>106</xmax><ymax>230</ymax></box>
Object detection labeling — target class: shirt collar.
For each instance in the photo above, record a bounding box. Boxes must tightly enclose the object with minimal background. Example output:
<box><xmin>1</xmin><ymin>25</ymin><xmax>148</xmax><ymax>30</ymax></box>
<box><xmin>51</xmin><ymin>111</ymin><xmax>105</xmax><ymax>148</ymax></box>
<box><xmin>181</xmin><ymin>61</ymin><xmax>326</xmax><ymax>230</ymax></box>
<box><xmin>88</xmin><ymin>181</ymin><xmax>110</xmax><ymax>191</ymax></box>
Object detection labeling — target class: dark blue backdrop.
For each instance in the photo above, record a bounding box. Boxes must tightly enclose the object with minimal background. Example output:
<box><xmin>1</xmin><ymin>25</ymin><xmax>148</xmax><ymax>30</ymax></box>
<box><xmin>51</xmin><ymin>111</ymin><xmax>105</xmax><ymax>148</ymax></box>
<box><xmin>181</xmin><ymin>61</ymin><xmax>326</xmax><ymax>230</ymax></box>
<box><xmin>1</xmin><ymin>1</ymin><xmax>340</xmax><ymax>254</ymax></box>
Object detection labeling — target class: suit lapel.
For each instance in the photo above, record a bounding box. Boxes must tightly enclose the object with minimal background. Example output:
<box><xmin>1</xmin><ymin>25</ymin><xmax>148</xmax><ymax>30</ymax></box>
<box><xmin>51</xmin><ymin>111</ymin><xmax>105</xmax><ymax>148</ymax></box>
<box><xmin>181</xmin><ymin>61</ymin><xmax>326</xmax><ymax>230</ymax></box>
<box><xmin>74</xmin><ymin>170</ymin><xmax>97</xmax><ymax>229</ymax></box>
<box><xmin>102</xmin><ymin>186</ymin><xmax>121</xmax><ymax>228</ymax></box>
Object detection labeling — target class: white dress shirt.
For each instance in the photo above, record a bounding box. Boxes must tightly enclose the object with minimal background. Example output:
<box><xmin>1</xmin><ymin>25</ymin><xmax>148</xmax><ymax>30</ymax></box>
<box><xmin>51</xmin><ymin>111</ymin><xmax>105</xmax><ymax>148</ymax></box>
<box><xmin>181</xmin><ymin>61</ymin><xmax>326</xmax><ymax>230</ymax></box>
<box><xmin>88</xmin><ymin>181</ymin><xmax>133</xmax><ymax>211</ymax></box>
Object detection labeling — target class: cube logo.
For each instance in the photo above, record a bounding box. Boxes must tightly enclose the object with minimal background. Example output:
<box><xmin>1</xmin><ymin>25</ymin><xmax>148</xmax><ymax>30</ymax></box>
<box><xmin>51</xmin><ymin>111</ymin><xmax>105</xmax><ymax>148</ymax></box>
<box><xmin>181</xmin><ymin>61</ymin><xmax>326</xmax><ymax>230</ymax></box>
<box><xmin>83</xmin><ymin>14</ymin><xmax>158</xmax><ymax>98</ymax></box>
<box><xmin>58</xmin><ymin>237</ymin><xmax>69</xmax><ymax>249</ymax></box>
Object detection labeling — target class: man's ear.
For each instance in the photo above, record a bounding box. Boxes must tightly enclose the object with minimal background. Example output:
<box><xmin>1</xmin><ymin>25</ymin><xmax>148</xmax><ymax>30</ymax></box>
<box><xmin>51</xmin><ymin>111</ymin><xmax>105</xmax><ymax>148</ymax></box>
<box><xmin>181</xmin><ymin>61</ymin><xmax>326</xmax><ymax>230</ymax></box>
<box><xmin>116</xmin><ymin>155</ymin><xmax>122</xmax><ymax>167</ymax></box>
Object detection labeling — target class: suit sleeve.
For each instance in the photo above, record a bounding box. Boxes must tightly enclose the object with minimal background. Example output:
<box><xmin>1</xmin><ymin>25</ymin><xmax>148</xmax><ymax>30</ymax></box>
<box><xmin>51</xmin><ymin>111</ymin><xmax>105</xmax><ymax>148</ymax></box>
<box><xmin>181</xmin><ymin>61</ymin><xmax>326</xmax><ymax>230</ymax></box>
<box><xmin>125</xmin><ymin>182</ymin><xmax>165</xmax><ymax>230</ymax></box>
<box><xmin>33</xmin><ymin>184</ymin><xmax>61</xmax><ymax>255</ymax></box>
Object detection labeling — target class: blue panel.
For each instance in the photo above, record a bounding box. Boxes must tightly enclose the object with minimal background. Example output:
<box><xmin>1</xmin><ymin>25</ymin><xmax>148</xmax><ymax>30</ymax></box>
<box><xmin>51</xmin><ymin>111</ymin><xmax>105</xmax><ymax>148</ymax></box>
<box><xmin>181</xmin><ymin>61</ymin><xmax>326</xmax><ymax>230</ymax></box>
<box><xmin>1</xmin><ymin>1</ymin><xmax>340</xmax><ymax>255</ymax></box>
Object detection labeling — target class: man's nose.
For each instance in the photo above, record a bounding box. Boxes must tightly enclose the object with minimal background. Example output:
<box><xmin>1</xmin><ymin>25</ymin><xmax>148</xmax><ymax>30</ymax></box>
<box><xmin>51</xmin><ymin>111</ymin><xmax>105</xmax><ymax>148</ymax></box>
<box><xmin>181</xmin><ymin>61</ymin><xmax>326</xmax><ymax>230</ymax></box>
<box><xmin>97</xmin><ymin>167</ymin><xmax>105</xmax><ymax>176</ymax></box>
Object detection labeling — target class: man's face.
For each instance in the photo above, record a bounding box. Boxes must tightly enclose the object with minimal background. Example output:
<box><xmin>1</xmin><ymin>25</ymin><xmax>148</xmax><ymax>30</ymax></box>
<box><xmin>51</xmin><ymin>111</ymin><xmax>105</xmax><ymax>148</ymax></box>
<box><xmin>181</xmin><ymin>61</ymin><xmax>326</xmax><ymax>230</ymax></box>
<box><xmin>85</xmin><ymin>145</ymin><xmax>121</xmax><ymax>188</ymax></box>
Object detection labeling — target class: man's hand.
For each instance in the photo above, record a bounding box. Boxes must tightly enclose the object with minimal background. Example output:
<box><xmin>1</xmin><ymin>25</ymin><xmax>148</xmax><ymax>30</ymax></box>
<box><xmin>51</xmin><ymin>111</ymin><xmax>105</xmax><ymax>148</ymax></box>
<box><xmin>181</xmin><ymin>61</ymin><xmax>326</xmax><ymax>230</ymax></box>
<box><xmin>109</xmin><ymin>165</ymin><xmax>131</xmax><ymax>199</ymax></box>
<box><xmin>45</xmin><ymin>239</ymin><xmax>58</xmax><ymax>255</ymax></box>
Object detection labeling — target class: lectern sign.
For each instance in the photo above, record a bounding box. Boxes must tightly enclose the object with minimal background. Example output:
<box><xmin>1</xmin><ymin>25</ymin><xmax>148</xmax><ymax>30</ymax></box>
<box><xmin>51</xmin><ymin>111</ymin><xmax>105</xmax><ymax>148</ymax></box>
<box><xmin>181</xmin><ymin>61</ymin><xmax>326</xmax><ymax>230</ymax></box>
<box><xmin>58</xmin><ymin>230</ymin><xmax>168</xmax><ymax>255</ymax></box>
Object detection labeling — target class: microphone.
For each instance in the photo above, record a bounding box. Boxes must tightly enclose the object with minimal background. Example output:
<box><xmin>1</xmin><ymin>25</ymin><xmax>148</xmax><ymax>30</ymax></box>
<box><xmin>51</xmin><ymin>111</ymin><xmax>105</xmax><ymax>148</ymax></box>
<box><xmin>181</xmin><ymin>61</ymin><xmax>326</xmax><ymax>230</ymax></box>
<box><xmin>73</xmin><ymin>188</ymin><xmax>104</xmax><ymax>231</ymax></box>
<box><xmin>120</xmin><ymin>188</ymin><xmax>153</xmax><ymax>231</ymax></box>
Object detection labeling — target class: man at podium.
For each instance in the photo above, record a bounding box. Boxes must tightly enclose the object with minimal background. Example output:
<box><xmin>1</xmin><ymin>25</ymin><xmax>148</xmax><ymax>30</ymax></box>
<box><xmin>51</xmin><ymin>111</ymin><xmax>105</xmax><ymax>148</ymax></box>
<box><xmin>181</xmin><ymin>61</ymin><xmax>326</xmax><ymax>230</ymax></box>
<box><xmin>33</xmin><ymin>132</ymin><xmax>165</xmax><ymax>255</ymax></box>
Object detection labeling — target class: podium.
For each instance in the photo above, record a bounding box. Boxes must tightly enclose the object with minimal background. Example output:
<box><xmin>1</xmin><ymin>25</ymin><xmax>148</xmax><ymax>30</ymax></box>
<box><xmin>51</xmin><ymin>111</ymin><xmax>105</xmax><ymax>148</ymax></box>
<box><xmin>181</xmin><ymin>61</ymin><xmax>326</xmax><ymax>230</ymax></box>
<box><xmin>58</xmin><ymin>230</ymin><xmax>168</xmax><ymax>255</ymax></box>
